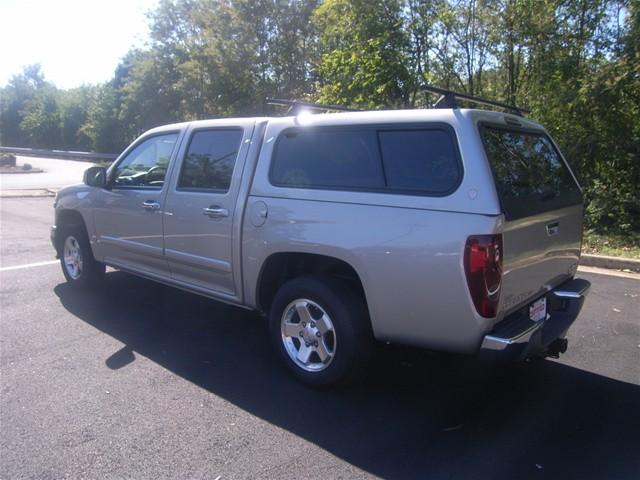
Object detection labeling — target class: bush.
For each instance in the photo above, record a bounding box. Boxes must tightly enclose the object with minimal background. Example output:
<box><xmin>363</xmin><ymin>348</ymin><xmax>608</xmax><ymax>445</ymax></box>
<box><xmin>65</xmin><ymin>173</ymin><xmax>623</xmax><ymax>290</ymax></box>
<box><xmin>584</xmin><ymin>177</ymin><xmax>640</xmax><ymax>235</ymax></box>
<box><xmin>0</xmin><ymin>153</ymin><xmax>17</xmax><ymax>167</ymax></box>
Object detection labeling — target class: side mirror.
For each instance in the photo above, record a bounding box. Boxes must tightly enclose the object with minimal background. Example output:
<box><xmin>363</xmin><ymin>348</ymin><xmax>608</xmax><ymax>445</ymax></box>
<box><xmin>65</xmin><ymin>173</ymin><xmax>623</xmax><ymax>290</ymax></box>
<box><xmin>83</xmin><ymin>166</ymin><xmax>108</xmax><ymax>188</ymax></box>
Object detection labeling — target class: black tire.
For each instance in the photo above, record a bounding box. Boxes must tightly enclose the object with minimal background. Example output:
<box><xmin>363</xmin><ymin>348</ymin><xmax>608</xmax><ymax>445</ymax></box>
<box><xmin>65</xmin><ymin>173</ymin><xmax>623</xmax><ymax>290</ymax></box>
<box><xmin>269</xmin><ymin>275</ymin><xmax>373</xmax><ymax>387</ymax></box>
<box><xmin>58</xmin><ymin>224</ymin><xmax>105</xmax><ymax>288</ymax></box>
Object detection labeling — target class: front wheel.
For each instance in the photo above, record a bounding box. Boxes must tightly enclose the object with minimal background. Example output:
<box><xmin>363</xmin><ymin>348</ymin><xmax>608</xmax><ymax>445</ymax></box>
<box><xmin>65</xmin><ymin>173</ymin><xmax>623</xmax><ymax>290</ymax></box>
<box><xmin>59</xmin><ymin>226</ymin><xmax>105</xmax><ymax>288</ymax></box>
<box><xmin>269</xmin><ymin>275</ymin><xmax>373</xmax><ymax>387</ymax></box>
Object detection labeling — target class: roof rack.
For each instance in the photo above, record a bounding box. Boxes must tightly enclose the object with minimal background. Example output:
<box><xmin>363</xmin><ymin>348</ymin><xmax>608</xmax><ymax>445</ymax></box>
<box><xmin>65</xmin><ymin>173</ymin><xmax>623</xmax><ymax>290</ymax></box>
<box><xmin>265</xmin><ymin>88</ymin><xmax>530</xmax><ymax>117</ymax></box>
<box><xmin>422</xmin><ymin>85</ymin><xmax>530</xmax><ymax>116</ymax></box>
<box><xmin>265</xmin><ymin>98</ymin><xmax>360</xmax><ymax>115</ymax></box>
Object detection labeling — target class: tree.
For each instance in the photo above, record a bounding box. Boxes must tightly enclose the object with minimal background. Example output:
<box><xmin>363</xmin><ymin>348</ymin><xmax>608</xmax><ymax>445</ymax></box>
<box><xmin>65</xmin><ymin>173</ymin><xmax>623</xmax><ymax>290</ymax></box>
<box><xmin>80</xmin><ymin>82</ymin><xmax>124</xmax><ymax>153</ymax></box>
<box><xmin>313</xmin><ymin>0</ymin><xmax>413</xmax><ymax>108</ymax></box>
<box><xmin>19</xmin><ymin>83</ymin><xmax>61</xmax><ymax>148</ymax></box>
<box><xmin>432</xmin><ymin>0</ymin><xmax>499</xmax><ymax>96</ymax></box>
<box><xmin>0</xmin><ymin>64</ymin><xmax>48</xmax><ymax>146</ymax></box>
<box><xmin>58</xmin><ymin>86</ymin><xmax>94</xmax><ymax>150</ymax></box>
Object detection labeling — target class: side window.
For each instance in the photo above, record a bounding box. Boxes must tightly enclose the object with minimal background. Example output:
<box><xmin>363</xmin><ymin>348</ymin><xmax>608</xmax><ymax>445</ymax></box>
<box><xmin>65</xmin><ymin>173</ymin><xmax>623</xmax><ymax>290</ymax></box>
<box><xmin>378</xmin><ymin>129</ymin><xmax>460</xmax><ymax>194</ymax></box>
<box><xmin>178</xmin><ymin>129</ymin><xmax>243</xmax><ymax>192</ymax></box>
<box><xmin>270</xmin><ymin>128</ymin><xmax>385</xmax><ymax>189</ymax></box>
<box><xmin>113</xmin><ymin>133</ymin><xmax>179</xmax><ymax>188</ymax></box>
<box><xmin>270</xmin><ymin>125</ymin><xmax>460</xmax><ymax>195</ymax></box>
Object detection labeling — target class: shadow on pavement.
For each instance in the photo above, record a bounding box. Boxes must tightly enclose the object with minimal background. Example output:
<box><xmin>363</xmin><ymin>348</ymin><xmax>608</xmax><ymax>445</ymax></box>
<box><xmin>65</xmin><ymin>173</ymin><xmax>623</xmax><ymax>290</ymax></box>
<box><xmin>54</xmin><ymin>272</ymin><xmax>640</xmax><ymax>480</ymax></box>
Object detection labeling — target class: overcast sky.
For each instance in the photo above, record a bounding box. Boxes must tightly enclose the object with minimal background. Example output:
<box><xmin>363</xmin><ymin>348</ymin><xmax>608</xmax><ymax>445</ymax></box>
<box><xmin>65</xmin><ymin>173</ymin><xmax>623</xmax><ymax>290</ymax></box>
<box><xmin>0</xmin><ymin>0</ymin><xmax>158</xmax><ymax>89</ymax></box>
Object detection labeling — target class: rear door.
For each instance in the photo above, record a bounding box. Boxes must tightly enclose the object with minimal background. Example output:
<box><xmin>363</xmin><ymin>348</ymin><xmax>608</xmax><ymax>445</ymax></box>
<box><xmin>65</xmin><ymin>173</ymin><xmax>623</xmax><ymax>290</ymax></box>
<box><xmin>162</xmin><ymin>121</ymin><xmax>254</xmax><ymax>298</ymax></box>
<box><xmin>480</xmin><ymin>125</ymin><xmax>584</xmax><ymax>315</ymax></box>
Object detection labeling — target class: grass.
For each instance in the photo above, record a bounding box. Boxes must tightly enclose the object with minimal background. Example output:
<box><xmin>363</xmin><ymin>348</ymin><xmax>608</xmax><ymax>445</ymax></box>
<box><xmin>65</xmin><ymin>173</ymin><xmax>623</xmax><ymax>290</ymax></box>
<box><xmin>582</xmin><ymin>230</ymin><xmax>640</xmax><ymax>259</ymax></box>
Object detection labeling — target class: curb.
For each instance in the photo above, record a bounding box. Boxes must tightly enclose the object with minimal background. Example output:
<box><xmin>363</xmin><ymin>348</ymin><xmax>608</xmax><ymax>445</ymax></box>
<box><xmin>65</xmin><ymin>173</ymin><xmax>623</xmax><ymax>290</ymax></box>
<box><xmin>0</xmin><ymin>169</ymin><xmax>45</xmax><ymax>174</ymax></box>
<box><xmin>0</xmin><ymin>189</ymin><xmax>56</xmax><ymax>198</ymax></box>
<box><xmin>580</xmin><ymin>253</ymin><xmax>640</xmax><ymax>272</ymax></box>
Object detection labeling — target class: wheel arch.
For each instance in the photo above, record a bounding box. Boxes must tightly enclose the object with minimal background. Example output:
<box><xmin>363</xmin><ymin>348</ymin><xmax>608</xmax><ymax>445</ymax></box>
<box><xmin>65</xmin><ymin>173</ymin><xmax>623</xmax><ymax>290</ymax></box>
<box><xmin>256</xmin><ymin>252</ymin><xmax>370</xmax><ymax>317</ymax></box>
<box><xmin>55</xmin><ymin>209</ymin><xmax>89</xmax><ymax>253</ymax></box>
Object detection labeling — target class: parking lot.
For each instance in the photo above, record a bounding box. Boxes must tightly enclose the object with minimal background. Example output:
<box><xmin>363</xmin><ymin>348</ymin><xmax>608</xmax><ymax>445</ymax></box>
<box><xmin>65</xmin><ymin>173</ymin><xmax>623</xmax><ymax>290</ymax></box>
<box><xmin>1</xmin><ymin>196</ymin><xmax>639</xmax><ymax>479</ymax></box>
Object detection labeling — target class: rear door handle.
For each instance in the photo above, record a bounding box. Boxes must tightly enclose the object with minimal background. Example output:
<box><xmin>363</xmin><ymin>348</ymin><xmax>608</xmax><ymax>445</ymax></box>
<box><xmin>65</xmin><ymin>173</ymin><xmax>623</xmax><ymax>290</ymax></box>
<box><xmin>203</xmin><ymin>206</ymin><xmax>229</xmax><ymax>218</ymax></box>
<box><xmin>142</xmin><ymin>200</ymin><xmax>160</xmax><ymax>211</ymax></box>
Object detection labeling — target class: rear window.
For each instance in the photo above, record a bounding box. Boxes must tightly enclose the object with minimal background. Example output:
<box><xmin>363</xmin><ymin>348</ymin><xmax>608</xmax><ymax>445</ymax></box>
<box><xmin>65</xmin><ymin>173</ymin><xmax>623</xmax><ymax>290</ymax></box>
<box><xmin>270</xmin><ymin>125</ymin><xmax>461</xmax><ymax>195</ymax></box>
<box><xmin>481</xmin><ymin>126</ymin><xmax>582</xmax><ymax>220</ymax></box>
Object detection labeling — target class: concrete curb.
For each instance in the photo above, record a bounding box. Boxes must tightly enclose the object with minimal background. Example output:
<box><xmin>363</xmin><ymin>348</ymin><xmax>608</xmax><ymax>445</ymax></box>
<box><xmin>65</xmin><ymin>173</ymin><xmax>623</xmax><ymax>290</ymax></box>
<box><xmin>580</xmin><ymin>253</ymin><xmax>640</xmax><ymax>272</ymax></box>
<box><xmin>0</xmin><ymin>189</ymin><xmax>56</xmax><ymax>198</ymax></box>
<box><xmin>0</xmin><ymin>169</ymin><xmax>45</xmax><ymax>174</ymax></box>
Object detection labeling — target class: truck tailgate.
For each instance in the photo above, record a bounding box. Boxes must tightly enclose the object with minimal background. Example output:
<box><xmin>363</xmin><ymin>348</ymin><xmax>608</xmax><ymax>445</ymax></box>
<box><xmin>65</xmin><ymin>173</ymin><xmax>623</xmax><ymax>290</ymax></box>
<box><xmin>500</xmin><ymin>204</ymin><xmax>582</xmax><ymax>315</ymax></box>
<box><xmin>480</xmin><ymin>124</ymin><xmax>584</xmax><ymax>317</ymax></box>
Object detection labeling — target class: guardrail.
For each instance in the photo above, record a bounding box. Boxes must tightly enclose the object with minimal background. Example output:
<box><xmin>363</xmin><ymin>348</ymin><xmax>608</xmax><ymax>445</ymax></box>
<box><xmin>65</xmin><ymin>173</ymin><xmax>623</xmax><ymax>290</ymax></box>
<box><xmin>0</xmin><ymin>146</ymin><xmax>118</xmax><ymax>162</ymax></box>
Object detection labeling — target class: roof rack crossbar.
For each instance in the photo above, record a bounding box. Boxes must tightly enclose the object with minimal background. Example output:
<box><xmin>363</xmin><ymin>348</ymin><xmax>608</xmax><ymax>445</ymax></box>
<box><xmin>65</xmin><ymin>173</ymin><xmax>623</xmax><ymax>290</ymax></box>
<box><xmin>422</xmin><ymin>85</ymin><xmax>530</xmax><ymax>116</ymax></box>
<box><xmin>265</xmin><ymin>98</ymin><xmax>360</xmax><ymax>114</ymax></box>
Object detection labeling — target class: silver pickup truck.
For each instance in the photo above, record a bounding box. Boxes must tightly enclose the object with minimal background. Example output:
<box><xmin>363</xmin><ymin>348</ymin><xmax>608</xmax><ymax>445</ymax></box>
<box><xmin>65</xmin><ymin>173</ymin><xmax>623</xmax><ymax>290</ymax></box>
<box><xmin>51</xmin><ymin>104</ymin><xmax>590</xmax><ymax>386</ymax></box>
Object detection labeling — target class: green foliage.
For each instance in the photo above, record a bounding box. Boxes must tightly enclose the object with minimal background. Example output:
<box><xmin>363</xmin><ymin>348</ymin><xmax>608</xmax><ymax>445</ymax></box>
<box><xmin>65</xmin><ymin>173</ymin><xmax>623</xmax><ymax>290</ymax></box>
<box><xmin>1</xmin><ymin>64</ymin><xmax>52</xmax><ymax>147</ymax></box>
<box><xmin>59</xmin><ymin>87</ymin><xmax>94</xmax><ymax>150</ymax></box>
<box><xmin>583</xmin><ymin>230</ymin><xmax>640</xmax><ymax>259</ymax></box>
<box><xmin>313</xmin><ymin>0</ymin><xmax>413</xmax><ymax>108</ymax></box>
<box><xmin>19</xmin><ymin>83</ymin><xmax>60</xmax><ymax>148</ymax></box>
<box><xmin>0</xmin><ymin>0</ymin><xmax>638</xmax><ymax>235</ymax></box>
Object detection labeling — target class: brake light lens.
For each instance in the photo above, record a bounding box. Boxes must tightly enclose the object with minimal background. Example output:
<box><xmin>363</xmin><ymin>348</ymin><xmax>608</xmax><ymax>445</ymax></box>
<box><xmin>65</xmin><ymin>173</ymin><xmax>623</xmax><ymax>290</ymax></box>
<box><xmin>464</xmin><ymin>234</ymin><xmax>503</xmax><ymax>318</ymax></box>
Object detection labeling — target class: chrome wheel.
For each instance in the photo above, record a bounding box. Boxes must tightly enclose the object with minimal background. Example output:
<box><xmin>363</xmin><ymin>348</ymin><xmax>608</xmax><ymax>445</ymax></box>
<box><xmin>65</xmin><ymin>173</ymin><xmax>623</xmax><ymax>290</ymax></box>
<box><xmin>63</xmin><ymin>235</ymin><xmax>83</xmax><ymax>280</ymax></box>
<box><xmin>281</xmin><ymin>298</ymin><xmax>336</xmax><ymax>372</ymax></box>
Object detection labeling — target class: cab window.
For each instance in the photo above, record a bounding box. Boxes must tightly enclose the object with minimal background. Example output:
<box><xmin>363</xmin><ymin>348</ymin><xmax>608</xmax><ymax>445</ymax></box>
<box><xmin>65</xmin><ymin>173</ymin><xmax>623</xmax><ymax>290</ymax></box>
<box><xmin>177</xmin><ymin>129</ymin><xmax>243</xmax><ymax>192</ymax></box>
<box><xmin>113</xmin><ymin>133</ymin><xmax>179</xmax><ymax>188</ymax></box>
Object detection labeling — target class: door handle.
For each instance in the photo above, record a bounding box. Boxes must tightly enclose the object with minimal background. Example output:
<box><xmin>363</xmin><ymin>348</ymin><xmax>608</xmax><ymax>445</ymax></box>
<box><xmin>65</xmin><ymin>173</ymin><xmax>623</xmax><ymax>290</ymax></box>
<box><xmin>142</xmin><ymin>200</ymin><xmax>160</xmax><ymax>211</ymax></box>
<box><xmin>203</xmin><ymin>206</ymin><xmax>229</xmax><ymax>218</ymax></box>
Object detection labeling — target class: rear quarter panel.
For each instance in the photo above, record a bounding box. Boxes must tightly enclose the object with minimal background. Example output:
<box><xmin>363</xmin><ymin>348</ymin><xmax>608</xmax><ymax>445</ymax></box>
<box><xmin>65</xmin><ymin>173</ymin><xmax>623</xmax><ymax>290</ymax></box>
<box><xmin>242</xmin><ymin>198</ymin><xmax>502</xmax><ymax>352</ymax></box>
<box><xmin>243</xmin><ymin>110</ymin><xmax>506</xmax><ymax>353</ymax></box>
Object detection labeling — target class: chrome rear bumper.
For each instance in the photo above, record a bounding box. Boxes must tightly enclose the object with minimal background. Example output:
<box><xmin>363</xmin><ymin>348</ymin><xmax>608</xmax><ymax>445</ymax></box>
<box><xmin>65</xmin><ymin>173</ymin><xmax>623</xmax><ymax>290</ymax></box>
<box><xmin>480</xmin><ymin>278</ymin><xmax>590</xmax><ymax>361</ymax></box>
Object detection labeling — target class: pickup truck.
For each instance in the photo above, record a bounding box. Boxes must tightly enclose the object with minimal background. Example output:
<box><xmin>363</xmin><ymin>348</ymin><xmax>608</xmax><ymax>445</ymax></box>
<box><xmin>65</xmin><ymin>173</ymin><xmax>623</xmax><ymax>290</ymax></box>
<box><xmin>51</xmin><ymin>104</ymin><xmax>591</xmax><ymax>386</ymax></box>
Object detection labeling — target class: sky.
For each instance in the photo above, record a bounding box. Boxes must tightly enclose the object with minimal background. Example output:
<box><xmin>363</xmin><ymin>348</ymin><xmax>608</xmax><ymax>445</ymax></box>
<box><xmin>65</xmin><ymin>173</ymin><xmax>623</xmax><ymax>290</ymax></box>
<box><xmin>0</xmin><ymin>0</ymin><xmax>159</xmax><ymax>89</ymax></box>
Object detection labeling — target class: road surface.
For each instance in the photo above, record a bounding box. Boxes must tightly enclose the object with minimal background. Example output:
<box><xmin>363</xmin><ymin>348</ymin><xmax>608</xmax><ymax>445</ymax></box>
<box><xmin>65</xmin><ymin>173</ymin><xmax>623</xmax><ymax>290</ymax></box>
<box><xmin>1</xmin><ymin>197</ymin><xmax>638</xmax><ymax>480</ymax></box>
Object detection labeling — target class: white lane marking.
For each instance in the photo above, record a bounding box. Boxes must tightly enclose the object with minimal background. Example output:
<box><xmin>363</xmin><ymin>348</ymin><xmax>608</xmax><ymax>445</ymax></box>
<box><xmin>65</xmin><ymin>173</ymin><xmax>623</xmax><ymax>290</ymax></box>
<box><xmin>578</xmin><ymin>265</ymin><xmax>640</xmax><ymax>280</ymax></box>
<box><xmin>0</xmin><ymin>260</ymin><xmax>58</xmax><ymax>272</ymax></box>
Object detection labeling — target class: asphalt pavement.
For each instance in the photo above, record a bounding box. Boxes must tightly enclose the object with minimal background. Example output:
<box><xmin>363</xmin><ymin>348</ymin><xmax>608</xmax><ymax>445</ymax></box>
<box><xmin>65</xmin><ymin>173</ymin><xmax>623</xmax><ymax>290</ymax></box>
<box><xmin>1</xmin><ymin>197</ymin><xmax>639</xmax><ymax>480</ymax></box>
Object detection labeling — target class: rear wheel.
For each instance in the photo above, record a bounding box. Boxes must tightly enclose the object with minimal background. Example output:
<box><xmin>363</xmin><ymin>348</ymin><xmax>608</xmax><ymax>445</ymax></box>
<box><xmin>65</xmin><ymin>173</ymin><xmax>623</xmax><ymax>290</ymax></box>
<box><xmin>59</xmin><ymin>225</ymin><xmax>105</xmax><ymax>288</ymax></box>
<box><xmin>269</xmin><ymin>275</ymin><xmax>372</xmax><ymax>387</ymax></box>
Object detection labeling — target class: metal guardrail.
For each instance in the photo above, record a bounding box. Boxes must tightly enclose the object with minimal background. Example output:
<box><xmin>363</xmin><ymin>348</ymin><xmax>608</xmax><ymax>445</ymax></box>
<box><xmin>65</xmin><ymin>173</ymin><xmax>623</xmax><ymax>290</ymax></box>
<box><xmin>0</xmin><ymin>146</ymin><xmax>118</xmax><ymax>162</ymax></box>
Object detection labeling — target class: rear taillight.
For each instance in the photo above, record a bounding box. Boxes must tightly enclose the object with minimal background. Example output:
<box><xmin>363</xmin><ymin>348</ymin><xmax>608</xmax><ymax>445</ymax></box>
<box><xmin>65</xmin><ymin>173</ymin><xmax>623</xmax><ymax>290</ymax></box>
<box><xmin>464</xmin><ymin>234</ymin><xmax>503</xmax><ymax>318</ymax></box>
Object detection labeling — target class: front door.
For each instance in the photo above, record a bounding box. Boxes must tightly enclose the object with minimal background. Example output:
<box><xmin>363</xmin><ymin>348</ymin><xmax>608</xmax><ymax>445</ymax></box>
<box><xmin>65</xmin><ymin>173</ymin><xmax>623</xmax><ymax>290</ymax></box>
<box><xmin>162</xmin><ymin>123</ymin><xmax>253</xmax><ymax>297</ymax></box>
<box><xmin>92</xmin><ymin>131</ymin><xmax>181</xmax><ymax>278</ymax></box>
